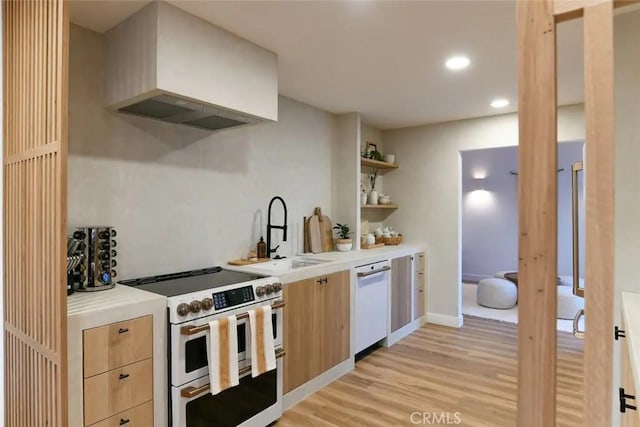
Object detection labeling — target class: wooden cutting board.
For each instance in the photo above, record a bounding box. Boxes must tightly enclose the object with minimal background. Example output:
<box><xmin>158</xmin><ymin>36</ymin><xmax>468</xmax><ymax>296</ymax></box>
<box><xmin>228</xmin><ymin>258</ymin><xmax>271</xmax><ymax>266</ymax></box>
<box><xmin>318</xmin><ymin>208</ymin><xmax>334</xmax><ymax>252</ymax></box>
<box><xmin>308</xmin><ymin>211</ymin><xmax>323</xmax><ymax>254</ymax></box>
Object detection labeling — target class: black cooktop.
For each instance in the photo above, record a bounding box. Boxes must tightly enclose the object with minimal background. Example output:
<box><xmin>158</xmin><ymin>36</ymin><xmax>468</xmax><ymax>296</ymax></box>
<box><xmin>119</xmin><ymin>267</ymin><xmax>264</xmax><ymax>297</ymax></box>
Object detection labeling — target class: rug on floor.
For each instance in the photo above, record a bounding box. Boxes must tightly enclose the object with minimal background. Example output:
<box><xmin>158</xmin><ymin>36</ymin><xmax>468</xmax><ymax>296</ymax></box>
<box><xmin>462</xmin><ymin>283</ymin><xmax>582</xmax><ymax>333</ymax></box>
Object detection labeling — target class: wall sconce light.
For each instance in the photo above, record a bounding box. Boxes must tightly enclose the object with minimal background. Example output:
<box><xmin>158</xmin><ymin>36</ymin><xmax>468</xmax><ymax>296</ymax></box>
<box><xmin>473</xmin><ymin>177</ymin><xmax>486</xmax><ymax>192</ymax></box>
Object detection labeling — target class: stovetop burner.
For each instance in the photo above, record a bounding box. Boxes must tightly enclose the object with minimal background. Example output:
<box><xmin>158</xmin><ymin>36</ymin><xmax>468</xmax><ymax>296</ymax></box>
<box><xmin>119</xmin><ymin>267</ymin><xmax>264</xmax><ymax>297</ymax></box>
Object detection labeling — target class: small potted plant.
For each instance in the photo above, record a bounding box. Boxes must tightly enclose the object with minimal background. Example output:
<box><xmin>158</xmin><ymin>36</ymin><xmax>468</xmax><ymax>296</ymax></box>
<box><xmin>333</xmin><ymin>223</ymin><xmax>353</xmax><ymax>252</ymax></box>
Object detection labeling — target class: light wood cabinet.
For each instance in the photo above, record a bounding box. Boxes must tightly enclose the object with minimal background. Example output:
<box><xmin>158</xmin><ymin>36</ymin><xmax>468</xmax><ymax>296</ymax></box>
<box><xmin>84</xmin><ymin>359</ymin><xmax>153</xmax><ymax>425</ymax></box>
<box><xmin>415</xmin><ymin>251</ymin><xmax>425</xmax><ymax>272</ymax></box>
<box><xmin>391</xmin><ymin>256</ymin><xmax>412</xmax><ymax>333</ymax></box>
<box><xmin>82</xmin><ymin>316</ymin><xmax>154</xmax><ymax>426</ymax></box>
<box><xmin>83</xmin><ymin>315</ymin><xmax>153</xmax><ymax>378</ymax></box>
<box><xmin>89</xmin><ymin>401</ymin><xmax>153</xmax><ymax>427</ymax></box>
<box><xmin>284</xmin><ymin>270</ymin><xmax>350</xmax><ymax>394</ymax></box>
<box><xmin>413</xmin><ymin>252</ymin><xmax>426</xmax><ymax>320</ymax></box>
<box><xmin>620</xmin><ymin>319</ymin><xmax>640</xmax><ymax>426</ymax></box>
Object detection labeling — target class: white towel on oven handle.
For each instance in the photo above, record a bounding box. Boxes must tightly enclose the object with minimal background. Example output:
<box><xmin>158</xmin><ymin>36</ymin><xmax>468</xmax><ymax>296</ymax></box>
<box><xmin>207</xmin><ymin>315</ymin><xmax>239</xmax><ymax>395</ymax></box>
<box><xmin>248</xmin><ymin>304</ymin><xmax>277</xmax><ymax>378</ymax></box>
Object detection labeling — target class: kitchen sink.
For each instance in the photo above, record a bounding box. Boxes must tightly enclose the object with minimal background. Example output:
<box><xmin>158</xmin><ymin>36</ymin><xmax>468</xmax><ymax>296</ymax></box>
<box><xmin>290</xmin><ymin>257</ymin><xmax>331</xmax><ymax>269</ymax></box>
<box><xmin>247</xmin><ymin>256</ymin><xmax>332</xmax><ymax>274</ymax></box>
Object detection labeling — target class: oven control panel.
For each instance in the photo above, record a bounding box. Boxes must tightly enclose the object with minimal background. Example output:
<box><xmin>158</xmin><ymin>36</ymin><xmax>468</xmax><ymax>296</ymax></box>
<box><xmin>212</xmin><ymin>285</ymin><xmax>255</xmax><ymax>310</ymax></box>
<box><xmin>168</xmin><ymin>277</ymin><xmax>283</xmax><ymax>323</ymax></box>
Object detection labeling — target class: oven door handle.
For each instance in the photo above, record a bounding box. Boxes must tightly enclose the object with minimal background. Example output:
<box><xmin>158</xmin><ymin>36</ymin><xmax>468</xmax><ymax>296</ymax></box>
<box><xmin>180</xmin><ymin>300</ymin><xmax>285</xmax><ymax>336</ymax></box>
<box><xmin>180</xmin><ymin>349</ymin><xmax>287</xmax><ymax>398</ymax></box>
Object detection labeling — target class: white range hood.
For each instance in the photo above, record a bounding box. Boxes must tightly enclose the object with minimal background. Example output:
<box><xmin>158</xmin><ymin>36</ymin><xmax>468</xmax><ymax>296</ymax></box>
<box><xmin>104</xmin><ymin>1</ymin><xmax>278</xmax><ymax>131</ymax></box>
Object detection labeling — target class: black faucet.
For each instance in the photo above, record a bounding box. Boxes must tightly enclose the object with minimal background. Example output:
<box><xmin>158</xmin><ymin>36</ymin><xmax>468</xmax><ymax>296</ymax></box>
<box><xmin>267</xmin><ymin>196</ymin><xmax>288</xmax><ymax>259</ymax></box>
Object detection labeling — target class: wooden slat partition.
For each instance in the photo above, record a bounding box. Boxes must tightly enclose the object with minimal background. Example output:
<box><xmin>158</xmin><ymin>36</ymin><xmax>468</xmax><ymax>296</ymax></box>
<box><xmin>3</xmin><ymin>1</ymin><xmax>69</xmax><ymax>426</ymax></box>
<box><xmin>583</xmin><ymin>3</ymin><xmax>615</xmax><ymax>425</ymax></box>
<box><xmin>516</xmin><ymin>1</ymin><xmax>558</xmax><ymax>426</ymax></box>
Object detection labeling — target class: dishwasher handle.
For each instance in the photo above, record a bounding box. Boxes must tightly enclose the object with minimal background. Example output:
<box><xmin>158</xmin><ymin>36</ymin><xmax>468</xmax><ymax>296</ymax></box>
<box><xmin>357</xmin><ymin>266</ymin><xmax>391</xmax><ymax>278</ymax></box>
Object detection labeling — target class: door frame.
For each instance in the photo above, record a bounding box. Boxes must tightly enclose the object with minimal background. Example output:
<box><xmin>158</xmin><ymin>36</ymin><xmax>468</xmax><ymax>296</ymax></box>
<box><xmin>517</xmin><ymin>0</ymin><xmax>634</xmax><ymax>425</ymax></box>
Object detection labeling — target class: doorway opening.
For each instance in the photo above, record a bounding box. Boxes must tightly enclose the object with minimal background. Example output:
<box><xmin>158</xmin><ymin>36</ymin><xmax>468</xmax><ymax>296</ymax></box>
<box><xmin>459</xmin><ymin>142</ymin><xmax>585</xmax><ymax>332</ymax></box>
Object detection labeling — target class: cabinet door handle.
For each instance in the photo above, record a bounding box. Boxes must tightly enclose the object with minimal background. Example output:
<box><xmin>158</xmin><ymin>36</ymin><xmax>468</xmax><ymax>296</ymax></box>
<box><xmin>119</xmin><ymin>419</ymin><xmax>130</xmax><ymax>426</ymax></box>
<box><xmin>316</xmin><ymin>277</ymin><xmax>328</xmax><ymax>285</ymax></box>
<box><xmin>357</xmin><ymin>266</ymin><xmax>391</xmax><ymax>278</ymax></box>
<box><xmin>118</xmin><ymin>373</ymin><xmax>130</xmax><ymax>380</ymax></box>
<box><xmin>118</xmin><ymin>327</ymin><xmax>129</xmax><ymax>334</ymax></box>
<box><xmin>620</xmin><ymin>388</ymin><xmax>637</xmax><ymax>413</ymax></box>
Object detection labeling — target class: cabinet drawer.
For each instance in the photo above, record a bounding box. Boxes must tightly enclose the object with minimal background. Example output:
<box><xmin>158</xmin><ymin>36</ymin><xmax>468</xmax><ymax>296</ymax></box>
<box><xmin>413</xmin><ymin>270</ymin><xmax>426</xmax><ymax>320</ymax></box>
<box><xmin>84</xmin><ymin>359</ymin><xmax>153</xmax><ymax>426</ymax></box>
<box><xmin>88</xmin><ymin>401</ymin><xmax>153</xmax><ymax>427</ymax></box>
<box><xmin>84</xmin><ymin>316</ymin><xmax>152</xmax><ymax>378</ymax></box>
<box><xmin>414</xmin><ymin>252</ymin><xmax>425</xmax><ymax>272</ymax></box>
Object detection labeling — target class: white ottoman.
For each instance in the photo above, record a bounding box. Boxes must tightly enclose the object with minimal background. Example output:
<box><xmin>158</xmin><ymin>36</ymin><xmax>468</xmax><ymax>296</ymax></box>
<box><xmin>557</xmin><ymin>286</ymin><xmax>584</xmax><ymax>320</ymax></box>
<box><xmin>477</xmin><ymin>278</ymin><xmax>518</xmax><ymax>309</ymax></box>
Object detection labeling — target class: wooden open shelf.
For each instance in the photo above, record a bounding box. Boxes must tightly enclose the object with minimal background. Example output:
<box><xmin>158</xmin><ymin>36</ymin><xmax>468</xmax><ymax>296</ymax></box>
<box><xmin>361</xmin><ymin>157</ymin><xmax>399</xmax><ymax>173</ymax></box>
<box><xmin>361</xmin><ymin>204</ymin><xmax>399</xmax><ymax>209</ymax></box>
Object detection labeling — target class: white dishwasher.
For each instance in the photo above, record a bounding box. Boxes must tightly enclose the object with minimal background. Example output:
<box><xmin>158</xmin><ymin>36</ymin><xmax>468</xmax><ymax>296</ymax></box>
<box><xmin>355</xmin><ymin>260</ymin><xmax>391</xmax><ymax>354</ymax></box>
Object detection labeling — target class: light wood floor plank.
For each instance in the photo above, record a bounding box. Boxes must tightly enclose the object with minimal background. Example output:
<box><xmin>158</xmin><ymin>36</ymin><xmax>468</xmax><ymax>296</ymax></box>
<box><xmin>278</xmin><ymin>316</ymin><xmax>583</xmax><ymax>427</ymax></box>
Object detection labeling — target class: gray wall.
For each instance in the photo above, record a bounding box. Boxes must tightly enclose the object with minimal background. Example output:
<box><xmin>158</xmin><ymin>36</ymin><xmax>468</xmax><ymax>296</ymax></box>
<box><xmin>69</xmin><ymin>24</ymin><xmax>337</xmax><ymax>279</ymax></box>
<box><xmin>461</xmin><ymin>142</ymin><xmax>585</xmax><ymax>281</ymax></box>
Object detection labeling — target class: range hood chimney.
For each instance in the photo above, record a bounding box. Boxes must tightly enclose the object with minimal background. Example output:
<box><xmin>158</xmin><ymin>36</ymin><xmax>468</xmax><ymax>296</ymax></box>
<box><xmin>104</xmin><ymin>1</ymin><xmax>278</xmax><ymax>131</ymax></box>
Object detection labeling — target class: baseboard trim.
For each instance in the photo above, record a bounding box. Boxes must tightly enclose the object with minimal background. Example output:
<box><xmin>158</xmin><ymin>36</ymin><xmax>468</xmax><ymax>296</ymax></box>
<box><xmin>283</xmin><ymin>358</ymin><xmax>354</xmax><ymax>411</ymax></box>
<box><xmin>427</xmin><ymin>312</ymin><xmax>464</xmax><ymax>328</ymax></box>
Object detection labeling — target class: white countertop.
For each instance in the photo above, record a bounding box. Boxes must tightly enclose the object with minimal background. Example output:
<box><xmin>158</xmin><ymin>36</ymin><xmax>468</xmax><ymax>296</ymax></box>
<box><xmin>226</xmin><ymin>244</ymin><xmax>426</xmax><ymax>282</ymax></box>
<box><xmin>622</xmin><ymin>291</ymin><xmax>640</xmax><ymax>396</ymax></box>
<box><xmin>68</xmin><ymin>283</ymin><xmax>166</xmax><ymax>318</ymax></box>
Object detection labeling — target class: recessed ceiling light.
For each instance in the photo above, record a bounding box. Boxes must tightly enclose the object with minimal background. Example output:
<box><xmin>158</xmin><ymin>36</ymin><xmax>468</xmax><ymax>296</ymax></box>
<box><xmin>445</xmin><ymin>55</ymin><xmax>470</xmax><ymax>71</ymax></box>
<box><xmin>490</xmin><ymin>98</ymin><xmax>510</xmax><ymax>108</ymax></box>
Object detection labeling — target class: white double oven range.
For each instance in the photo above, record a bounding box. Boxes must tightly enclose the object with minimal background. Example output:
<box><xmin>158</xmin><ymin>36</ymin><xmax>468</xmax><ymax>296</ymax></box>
<box><xmin>121</xmin><ymin>267</ymin><xmax>284</xmax><ymax>427</ymax></box>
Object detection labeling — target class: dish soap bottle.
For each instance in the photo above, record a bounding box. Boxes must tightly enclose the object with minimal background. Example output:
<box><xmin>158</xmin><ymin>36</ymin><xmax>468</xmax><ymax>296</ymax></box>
<box><xmin>257</xmin><ymin>236</ymin><xmax>267</xmax><ymax>259</ymax></box>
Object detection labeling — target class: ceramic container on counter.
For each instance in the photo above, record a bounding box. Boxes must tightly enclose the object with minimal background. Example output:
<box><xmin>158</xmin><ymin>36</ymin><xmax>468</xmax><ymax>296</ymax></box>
<box><xmin>368</xmin><ymin>190</ymin><xmax>379</xmax><ymax>205</ymax></box>
<box><xmin>336</xmin><ymin>238</ymin><xmax>353</xmax><ymax>252</ymax></box>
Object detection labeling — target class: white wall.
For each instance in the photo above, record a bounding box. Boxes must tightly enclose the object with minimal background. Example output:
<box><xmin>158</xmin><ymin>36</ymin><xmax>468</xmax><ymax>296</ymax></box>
<box><xmin>461</xmin><ymin>142</ymin><xmax>585</xmax><ymax>281</ymax></box>
<box><xmin>613</xmin><ymin>8</ymin><xmax>640</xmax><ymax>425</ymax></box>
<box><xmin>382</xmin><ymin>105</ymin><xmax>586</xmax><ymax>321</ymax></box>
<box><xmin>68</xmin><ymin>25</ymin><xmax>337</xmax><ymax>279</ymax></box>
<box><xmin>333</xmin><ymin>113</ymin><xmax>360</xmax><ymax>247</ymax></box>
